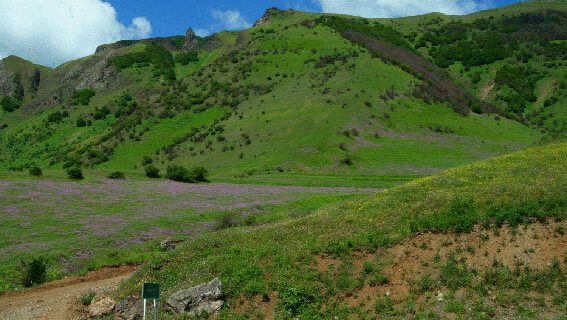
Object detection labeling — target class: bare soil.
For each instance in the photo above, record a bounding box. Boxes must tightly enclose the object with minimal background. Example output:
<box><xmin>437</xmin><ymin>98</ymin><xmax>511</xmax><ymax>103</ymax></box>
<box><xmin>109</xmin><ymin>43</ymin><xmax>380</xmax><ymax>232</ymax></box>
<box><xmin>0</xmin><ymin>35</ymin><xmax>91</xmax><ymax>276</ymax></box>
<box><xmin>0</xmin><ymin>265</ymin><xmax>136</xmax><ymax>320</ymax></box>
<box><xmin>314</xmin><ymin>221</ymin><xmax>567</xmax><ymax>312</ymax></box>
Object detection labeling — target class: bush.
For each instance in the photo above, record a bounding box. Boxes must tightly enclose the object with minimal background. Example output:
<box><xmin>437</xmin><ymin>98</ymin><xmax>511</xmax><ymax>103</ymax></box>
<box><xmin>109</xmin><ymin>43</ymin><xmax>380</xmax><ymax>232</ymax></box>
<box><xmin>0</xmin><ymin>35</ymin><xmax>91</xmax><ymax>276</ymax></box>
<box><xmin>71</xmin><ymin>88</ymin><xmax>96</xmax><ymax>106</ymax></box>
<box><xmin>21</xmin><ymin>257</ymin><xmax>48</xmax><ymax>287</ymax></box>
<box><xmin>29</xmin><ymin>166</ymin><xmax>42</xmax><ymax>177</ymax></box>
<box><xmin>175</xmin><ymin>51</ymin><xmax>199</xmax><ymax>65</ymax></box>
<box><xmin>76</xmin><ymin>118</ymin><xmax>87</xmax><ymax>127</ymax></box>
<box><xmin>67</xmin><ymin>167</ymin><xmax>84</xmax><ymax>180</ymax></box>
<box><xmin>165</xmin><ymin>165</ymin><xmax>209</xmax><ymax>183</ymax></box>
<box><xmin>188</xmin><ymin>166</ymin><xmax>209</xmax><ymax>182</ymax></box>
<box><xmin>107</xmin><ymin>171</ymin><xmax>125</xmax><ymax>179</ymax></box>
<box><xmin>340</xmin><ymin>155</ymin><xmax>354</xmax><ymax>166</ymax></box>
<box><xmin>0</xmin><ymin>95</ymin><xmax>22</xmax><ymax>112</ymax></box>
<box><xmin>47</xmin><ymin>111</ymin><xmax>64</xmax><ymax>123</ymax></box>
<box><xmin>165</xmin><ymin>165</ymin><xmax>191</xmax><ymax>182</ymax></box>
<box><xmin>145</xmin><ymin>165</ymin><xmax>160</xmax><ymax>179</ymax></box>
<box><xmin>79</xmin><ymin>291</ymin><xmax>97</xmax><ymax>306</ymax></box>
<box><xmin>214</xmin><ymin>214</ymin><xmax>238</xmax><ymax>230</ymax></box>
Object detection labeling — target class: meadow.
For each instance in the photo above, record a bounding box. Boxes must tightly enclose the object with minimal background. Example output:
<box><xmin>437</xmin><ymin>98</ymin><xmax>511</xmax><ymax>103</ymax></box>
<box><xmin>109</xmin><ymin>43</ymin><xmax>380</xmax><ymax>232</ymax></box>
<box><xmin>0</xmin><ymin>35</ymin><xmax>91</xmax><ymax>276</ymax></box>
<box><xmin>117</xmin><ymin>142</ymin><xmax>567</xmax><ymax>319</ymax></box>
<box><xmin>0</xmin><ymin>178</ymin><xmax>374</xmax><ymax>294</ymax></box>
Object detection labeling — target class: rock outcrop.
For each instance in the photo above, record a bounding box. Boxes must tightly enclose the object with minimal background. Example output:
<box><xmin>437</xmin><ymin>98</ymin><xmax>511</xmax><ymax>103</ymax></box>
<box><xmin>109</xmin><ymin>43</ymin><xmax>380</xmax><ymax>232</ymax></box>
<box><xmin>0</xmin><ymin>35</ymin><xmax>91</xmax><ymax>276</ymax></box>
<box><xmin>166</xmin><ymin>278</ymin><xmax>224</xmax><ymax>315</ymax></box>
<box><xmin>88</xmin><ymin>295</ymin><xmax>116</xmax><ymax>318</ymax></box>
<box><xmin>183</xmin><ymin>28</ymin><xmax>200</xmax><ymax>52</ymax></box>
<box><xmin>254</xmin><ymin>7</ymin><xmax>296</xmax><ymax>27</ymax></box>
<box><xmin>0</xmin><ymin>60</ymin><xmax>16</xmax><ymax>97</ymax></box>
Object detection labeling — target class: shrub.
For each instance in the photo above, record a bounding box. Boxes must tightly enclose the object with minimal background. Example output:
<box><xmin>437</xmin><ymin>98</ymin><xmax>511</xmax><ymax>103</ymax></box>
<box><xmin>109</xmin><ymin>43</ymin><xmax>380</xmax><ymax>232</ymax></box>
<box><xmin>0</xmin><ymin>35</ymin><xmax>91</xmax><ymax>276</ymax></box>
<box><xmin>141</xmin><ymin>156</ymin><xmax>153</xmax><ymax>165</ymax></box>
<box><xmin>165</xmin><ymin>165</ymin><xmax>209</xmax><ymax>183</ymax></box>
<box><xmin>76</xmin><ymin>118</ymin><xmax>87</xmax><ymax>127</ymax></box>
<box><xmin>340</xmin><ymin>155</ymin><xmax>354</xmax><ymax>166</ymax></box>
<box><xmin>0</xmin><ymin>96</ymin><xmax>22</xmax><ymax>112</ymax></box>
<box><xmin>214</xmin><ymin>214</ymin><xmax>238</xmax><ymax>230</ymax></box>
<box><xmin>107</xmin><ymin>171</ymin><xmax>125</xmax><ymax>179</ymax></box>
<box><xmin>67</xmin><ymin>167</ymin><xmax>84</xmax><ymax>180</ymax></box>
<box><xmin>79</xmin><ymin>291</ymin><xmax>97</xmax><ymax>306</ymax></box>
<box><xmin>175</xmin><ymin>51</ymin><xmax>199</xmax><ymax>65</ymax></box>
<box><xmin>165</xmin><ymin>165</ymin><xmax>191</xmax><ymax>182</ymax></box>
<box><xmin>71</xmin><ymin>88</ymin><xmax>96</xmax><ymax>106</ymax></box>
<box><xmin>47</xmin><ymin>111</ymin><xmax>64</xmax><ymax>123</ymax></box>
<box><xmin>188</xmin><ymin>166</ymin><xmax>209</xmax><ymax>182</ymax></box>
<box><xmin>29</xmin><ymin>166</ymin><xmax>42</xmax><ymax>177</ymax></box>
<box><xmin>21</xmin><ymin>257</ymin><xmax>48</xmax><ymax>287</ymax></box>
<box><xmin>278</xmin><ymin>285</ymin><xmax>320</xmax><ymax>318</ymax></box>
<box><xmin>145</xmin><ymin>165</ymin><xmax>160</xmax><ymax>179</ymax></box>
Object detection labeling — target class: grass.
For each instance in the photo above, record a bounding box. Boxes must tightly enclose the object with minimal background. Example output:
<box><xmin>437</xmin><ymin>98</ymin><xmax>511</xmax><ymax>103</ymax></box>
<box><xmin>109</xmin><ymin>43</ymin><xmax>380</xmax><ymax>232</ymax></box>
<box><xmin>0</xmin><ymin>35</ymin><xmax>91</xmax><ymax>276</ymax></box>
<box><xmin>0</xmin><ymin>6</ymin><xmax>543</xmax><ymax>184</ymax></box>
<box><xmin>116</xmin><ymin>142</ymin><xmax>566</xmax><ymax>318</ymax></box>
<box><xmin>0</xmin><ymin>179</ymin><xmax>370</xmax><ymax>294</ymax></box>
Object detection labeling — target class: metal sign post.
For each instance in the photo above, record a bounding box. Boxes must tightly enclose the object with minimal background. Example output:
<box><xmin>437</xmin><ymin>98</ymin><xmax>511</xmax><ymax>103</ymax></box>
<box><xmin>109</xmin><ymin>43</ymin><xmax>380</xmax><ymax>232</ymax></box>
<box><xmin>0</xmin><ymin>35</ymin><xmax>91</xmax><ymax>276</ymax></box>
<box><xmin>142</xmin><ymin>283</ymin><xmax>160</xmax><ymax>320</ymax></box>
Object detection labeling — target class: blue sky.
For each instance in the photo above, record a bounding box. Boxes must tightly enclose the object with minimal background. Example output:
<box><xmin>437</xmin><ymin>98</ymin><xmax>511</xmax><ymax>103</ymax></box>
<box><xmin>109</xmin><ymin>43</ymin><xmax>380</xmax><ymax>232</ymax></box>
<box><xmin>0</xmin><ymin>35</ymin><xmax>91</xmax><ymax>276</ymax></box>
<box><xmin>0</xmin><ymin>0</ymin><xmax>526</xmax><ymax>67</ymax></box>
<box><xmin>108</xmin><ymin>0</ymin><xmax>525</xmax><ymax>37</ymax></box>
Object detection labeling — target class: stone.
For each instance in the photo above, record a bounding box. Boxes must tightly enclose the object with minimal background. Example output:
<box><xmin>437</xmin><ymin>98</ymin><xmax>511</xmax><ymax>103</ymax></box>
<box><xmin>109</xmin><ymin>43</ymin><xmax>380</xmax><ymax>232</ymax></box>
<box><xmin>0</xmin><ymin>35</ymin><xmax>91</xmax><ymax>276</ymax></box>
<box><xmin>166</xmin><ymin>278</ymin><xmax>224</xmax><ymax>315</ymax></box>
<box><xmin>183</xmin><ymin>28</ymin><xmax>200</xmax><ymax>52</ymax></box>
<box><xmin>88</xmin><ymin>295</ymin><xmax>116</xmax><ymax>318</ymax></box>
<box><xmin>436</xmin><ymin>291</ymin><xmax>444</xmax><ymax>302</ymax></box>
<box><xmin>160</xmin><ymin>238</ymin><xmax>176</xmax><ymax>251</ymax></box>
<box><xmin>114</xmin><ymin>296</ymin><xmax>143</xmax><ymax>320</ymax></box>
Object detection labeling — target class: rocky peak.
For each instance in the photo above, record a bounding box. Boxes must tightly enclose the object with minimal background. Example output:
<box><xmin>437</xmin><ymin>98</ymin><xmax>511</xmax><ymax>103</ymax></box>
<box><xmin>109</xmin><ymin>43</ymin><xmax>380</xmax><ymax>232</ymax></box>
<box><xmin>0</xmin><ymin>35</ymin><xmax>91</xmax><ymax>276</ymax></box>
<box><xmin>254</xmin><ymin>7</ymin><xmax>295</xmax><ymax>27</ymax></box>
<box><xmin>0</xmin><ymin>60</ymin><xmax>17</xmax><ymax>98</ymax></box>
<box><xmin>183</xmin><ymin>28</ymin><xmax>200</xmax><ymax>52</ymax></box>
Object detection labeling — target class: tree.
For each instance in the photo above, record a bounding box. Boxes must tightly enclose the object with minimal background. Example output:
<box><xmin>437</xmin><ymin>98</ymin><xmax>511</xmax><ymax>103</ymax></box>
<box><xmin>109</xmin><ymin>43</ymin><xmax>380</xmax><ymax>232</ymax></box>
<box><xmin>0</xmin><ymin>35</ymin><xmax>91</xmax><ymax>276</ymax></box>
<box><xmin>29</xmin><ymin>166</ymin><xmax>43</xmax><ymax>177</ymax></box>
<box><xmin>67</xmin><ymin>167</ymin><xmax>84</xmax><ymax>180</ymax></box>
<box><xmin>145</xmin><ymin>165</ymin><xmax>160</xmax><ymax>179</ymax></box>
<box><xmin>188</xmin><ymin>166</ymin><xmax>209</xmax><ymax>182</ymax></box>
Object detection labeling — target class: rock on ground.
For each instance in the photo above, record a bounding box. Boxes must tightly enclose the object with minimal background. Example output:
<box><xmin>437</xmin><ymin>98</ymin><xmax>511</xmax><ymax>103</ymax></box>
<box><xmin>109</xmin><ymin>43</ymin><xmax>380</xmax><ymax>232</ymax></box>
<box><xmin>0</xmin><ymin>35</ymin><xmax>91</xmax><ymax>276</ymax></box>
<box><xmin>88</xmin><ymin>295</ymin><xmax>115</xmax><ymax>318</ymax></box>
<box><xmin>166</xmin><ymin>278</ymin><xmax>224</xmax><ymax>315</ymax></box>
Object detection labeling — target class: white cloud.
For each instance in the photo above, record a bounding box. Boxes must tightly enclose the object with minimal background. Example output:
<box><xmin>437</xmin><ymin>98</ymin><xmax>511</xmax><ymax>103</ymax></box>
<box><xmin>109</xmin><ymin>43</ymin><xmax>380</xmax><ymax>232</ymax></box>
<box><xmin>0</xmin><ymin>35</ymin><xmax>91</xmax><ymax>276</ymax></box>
<box><xmin>193</xmin><ymin>29</ymin><xmax>211</xmax><ymax>38</ymax></box>
<box><xmin>0</xmin><ymin>0</ymin><xmax>152</xmax><ymax>67</ymax></box>
<box><xmin>317</xmin><ymin>0</ymin><xmax>486</xmax><ymax>18</ymax></box>
<box><xmin>211</xmin><ymin>10</ymin><xmax>252</xmax><ymax>31</ymax></box>
<box><xmin>195</xmin><ymin>10</ymin><xmax>251</xmax><ymax>39</ymax></box>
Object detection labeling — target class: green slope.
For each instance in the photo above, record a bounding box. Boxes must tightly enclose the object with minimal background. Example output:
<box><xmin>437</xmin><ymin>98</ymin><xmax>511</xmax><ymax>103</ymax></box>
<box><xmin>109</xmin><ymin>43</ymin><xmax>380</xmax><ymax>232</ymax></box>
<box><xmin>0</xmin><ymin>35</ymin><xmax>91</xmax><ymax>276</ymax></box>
<box><xmin>1</xmin><ymin>2</ymin><xmax>563</xmax><ymax>187</ymax></box>
<box><xmin>117</xmin><ymin>142</ymin><xmax>566</xmax><ymax>318</ymax></box>
<box><xmin>380</xmin><ymin>0</ymin><xmax>567</xmax><ymax>137</ymax></box>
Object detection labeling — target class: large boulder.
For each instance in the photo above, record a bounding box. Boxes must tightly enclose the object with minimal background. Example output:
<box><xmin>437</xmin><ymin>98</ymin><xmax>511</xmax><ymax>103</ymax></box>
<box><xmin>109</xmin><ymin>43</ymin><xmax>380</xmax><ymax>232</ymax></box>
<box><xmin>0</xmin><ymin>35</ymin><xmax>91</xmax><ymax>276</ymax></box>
<box><xmin>166</xmin><ymin>278</ymin><xmax>224</xmax><ymax>315</ymax></box>
<box><xmin>88</xmin><ymin>295</ymin><xmax>116</xmax><ymax>318</ymax></box>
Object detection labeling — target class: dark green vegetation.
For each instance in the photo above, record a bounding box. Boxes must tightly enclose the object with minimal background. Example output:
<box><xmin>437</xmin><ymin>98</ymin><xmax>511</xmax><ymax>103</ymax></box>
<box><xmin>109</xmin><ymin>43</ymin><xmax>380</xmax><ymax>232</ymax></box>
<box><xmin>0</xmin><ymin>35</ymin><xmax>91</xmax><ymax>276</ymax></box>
<box><xmin>380</xmin><ymin>1</ymin><xmax>567</xmax><ymax>137</ymax></box>
<box><xmin>20</xmin><ymin>257</ymin><xmax>48</xmax><ymax>288</ymax></box>
<box><xmin>2</xmin><ymin>1</ymin><xmax>562</xmax><ymax>187</ymax></box>
<box><xmin>118</xmin><ymin>142</ymin><xmax>566</xmax><ymax>318</ymax></box>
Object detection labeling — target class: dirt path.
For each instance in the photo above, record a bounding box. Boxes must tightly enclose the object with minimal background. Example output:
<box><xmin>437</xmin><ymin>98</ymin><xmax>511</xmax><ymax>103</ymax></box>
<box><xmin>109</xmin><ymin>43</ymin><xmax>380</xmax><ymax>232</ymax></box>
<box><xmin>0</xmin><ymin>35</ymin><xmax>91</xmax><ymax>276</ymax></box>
<box><xmin>0</xmin><ymin>265</ymin><xmax>136</xmax><ymax>320</ymax></box>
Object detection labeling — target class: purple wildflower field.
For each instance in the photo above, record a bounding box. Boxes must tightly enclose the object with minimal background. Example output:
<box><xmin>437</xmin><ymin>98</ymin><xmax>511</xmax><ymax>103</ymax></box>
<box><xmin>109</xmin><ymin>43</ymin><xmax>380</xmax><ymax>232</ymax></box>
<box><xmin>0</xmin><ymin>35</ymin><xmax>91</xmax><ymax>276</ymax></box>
<box><xmin>0</xmin><ymin>179</ymin><xmax>377</xmax><ymax>282</ymax></box>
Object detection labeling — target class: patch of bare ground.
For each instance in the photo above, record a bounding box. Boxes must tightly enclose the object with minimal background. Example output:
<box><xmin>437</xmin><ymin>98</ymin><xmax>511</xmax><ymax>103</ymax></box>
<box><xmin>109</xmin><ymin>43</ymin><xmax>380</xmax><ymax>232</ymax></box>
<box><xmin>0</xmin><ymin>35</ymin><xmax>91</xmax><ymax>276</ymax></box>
<box><xmin>479</xmin><ymin>80</ymin><xmax>496</xmax><ymax>100</ymax></box>
<box><xmin>0</xmin><ymin>265</ymin><xmax>136</xmax><ymax>320</ymax></box>
<box><xmin>233</xmin><ymin>292</ymin><xmax>278</xmax><ymax>320</ymax></box>
<box><xmin>314</xmin><ymin>220</ymin><xmax>567</xmax><ymax>316</ymax></box>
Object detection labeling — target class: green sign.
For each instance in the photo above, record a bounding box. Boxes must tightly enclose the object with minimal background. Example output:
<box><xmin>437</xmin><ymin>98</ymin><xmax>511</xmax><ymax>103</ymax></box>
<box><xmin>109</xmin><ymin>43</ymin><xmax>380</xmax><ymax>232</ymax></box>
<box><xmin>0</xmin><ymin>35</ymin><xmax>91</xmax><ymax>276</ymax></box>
<box><xmin>143</xmin><ymin>283</ymin><xmax>160</xmax><ymax>299</ymax></box>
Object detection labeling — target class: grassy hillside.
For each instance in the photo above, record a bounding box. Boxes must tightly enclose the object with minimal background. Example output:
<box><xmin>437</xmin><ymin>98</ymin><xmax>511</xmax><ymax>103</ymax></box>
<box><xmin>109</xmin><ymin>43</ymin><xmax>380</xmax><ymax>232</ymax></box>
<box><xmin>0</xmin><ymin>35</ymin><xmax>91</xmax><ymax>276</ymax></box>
<box><xmin>380</xmin><ymin>0</ymin><xmax>567</xmax><ymax>137</ymax></box>
<box><xmin>0</xmin><ymin>4</ymin><xmax>553</xmax><ymax>187</ymax></box>
<box><xmin>118</xmin><ymin>142</ymin><xmax>567</xmax><ymax>319</ymax></box>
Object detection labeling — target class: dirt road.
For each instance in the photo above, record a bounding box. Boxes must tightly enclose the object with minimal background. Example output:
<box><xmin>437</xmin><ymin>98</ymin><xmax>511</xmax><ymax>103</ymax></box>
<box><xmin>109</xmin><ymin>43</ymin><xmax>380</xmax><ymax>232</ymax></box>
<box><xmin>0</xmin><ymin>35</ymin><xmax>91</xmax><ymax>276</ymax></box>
<box><xmin>0</xmin><ymin>265</ymin><xmax>136</xmax><ymax>320</ymax></box>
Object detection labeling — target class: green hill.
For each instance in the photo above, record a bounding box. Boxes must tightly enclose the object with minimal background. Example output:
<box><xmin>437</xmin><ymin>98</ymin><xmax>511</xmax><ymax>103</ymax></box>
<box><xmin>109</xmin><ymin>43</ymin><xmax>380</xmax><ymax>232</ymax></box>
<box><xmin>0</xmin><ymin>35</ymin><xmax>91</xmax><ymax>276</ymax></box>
<box><xmin>380</xmin><ymin>0</ymin><xmax>567</xmax><ymax>137</ymax></box>
<box><xmin>2</xmin><ymin>2</ymin><xmax>562</xmax><ymax>187</ymax></box>
<box><xmin>117</xmin><ymin>142</ymin><xmax>566</xmax><ymax>319</ymax></box>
